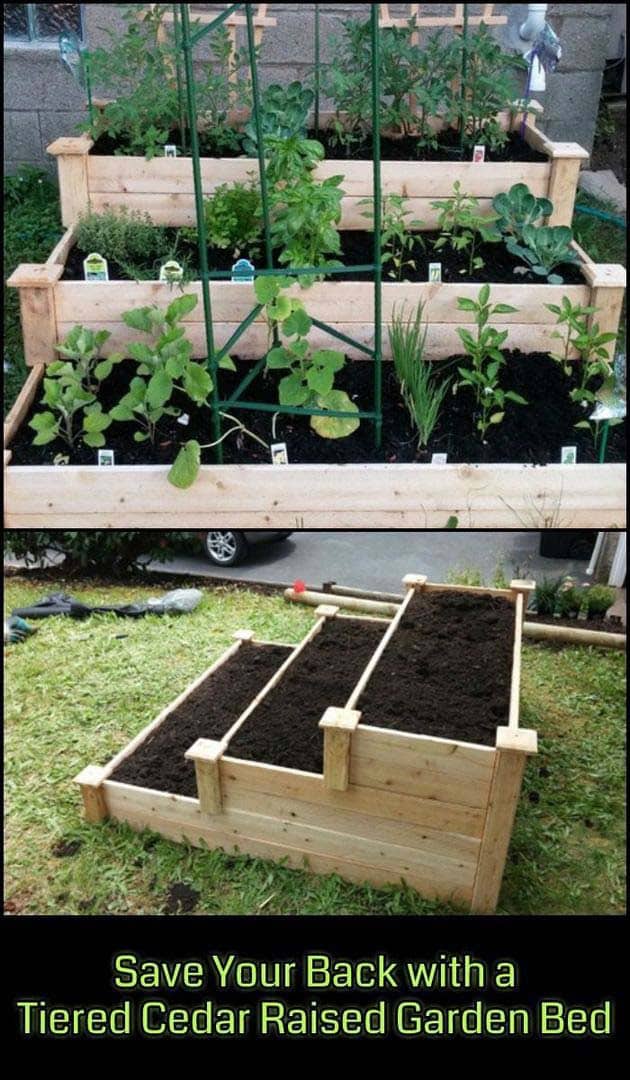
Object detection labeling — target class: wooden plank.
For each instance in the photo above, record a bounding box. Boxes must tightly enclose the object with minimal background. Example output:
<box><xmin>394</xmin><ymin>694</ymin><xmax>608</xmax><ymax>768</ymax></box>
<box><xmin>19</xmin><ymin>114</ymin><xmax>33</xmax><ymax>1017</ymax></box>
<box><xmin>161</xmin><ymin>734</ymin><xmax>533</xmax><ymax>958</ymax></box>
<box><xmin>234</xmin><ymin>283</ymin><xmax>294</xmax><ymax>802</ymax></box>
<box><xmin>471</xmin><ymin>744</ymin><xmax>530</xmax><ymax>913</ymax></box>
<box><xmin>221</xmin><ymin>758</ymin><xmax>486</xmax><ymax>838</ymax></box>
<box><xmin>56</xmin><ymin>152</ymin><xmax>91</xmax><ymax>226</ymax></box>
<box><xmin>99</xmin><ymin>640</ymin><xmax>243</xmax><ymax>779</ymax></box>
<box><xmin>74</xmin><ymin>765</ymin><xmax>108</xmax><ymax>823</ymax></box>
<box><xmin>523</xmin><ymin>621</ymin><xmax>627</xmax><ymax>649</ymax></box>
<box><xmin>284</xmin><ymin>587</ymin><xmax>399</xmax><ymax>618</ymax></box>
<box><xmin>351</xmin><ymin>726</ymin><xmax>496</xmax><ymax>778</ymax></box>
<box><xmin>103</xmin><ymin>781</ymin><xmax>476</xmax><ymax>897</ymax></box>
<box><xmin>3</xmin><ymin>365</ymin><xmax>43</xmax><ymax>447</ymax></box>
<box><xmin>221</xmin><ymin>613</ymin><xmax>333</xmax><ymax>746</ymax></box>
<box><xmin>5</xmin><ymin>463</ymin><xmax>626</xmax><ymax>528</ymax></box>
<box><xmin>547</xmin><ymin>157</ymin><xmax>582</xmax><ymax>227</ymax></box>
<box><xmin>46</xmin><ymin>225</ymin><xmax>77</xmax><ymax>268</ymax></box>
<box><xmin>53</xmin><ymin>279</ymin><xmax>591</xmax><ymax>327</ymax></box>
<box><xmin>320</xmin><ymin>707</ymin><xmax>362</xmax><ymax>791</ymax></box>
<box><xmin>422</xmin><ymin>582</ymin><xmax>514</xmax><ymax>599</ymax></box>
<box><xmin>345</xmin><ymin>586</ymin><xmax>417</xmax><ymax>708</ymax></box>
<box><xmin>17</xmin><ymin>286</ymin><xmax>58</xmax><ymax>368</ymax></box>
<box><xmin>587</xmin><ymin>275</ymin><xmax>626</xmax><ymax>362</ymax></box>
<box><xmin>508</xmin><ymin>593</ymin><xmax>524</xmax><ymax>730</ymax></box>
<box><xmin>185</xmin><ymin>738</ymin><xmax>226</xmax><ymax>814</ymax></box>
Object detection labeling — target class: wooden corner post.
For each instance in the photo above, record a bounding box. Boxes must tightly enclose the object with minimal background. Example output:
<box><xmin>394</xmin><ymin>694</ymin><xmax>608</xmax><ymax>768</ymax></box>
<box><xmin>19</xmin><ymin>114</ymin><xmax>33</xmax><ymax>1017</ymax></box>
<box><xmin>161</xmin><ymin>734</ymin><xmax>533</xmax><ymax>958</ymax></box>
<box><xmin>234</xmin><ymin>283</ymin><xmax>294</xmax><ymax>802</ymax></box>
<box><xmin>74</xmin><ymin>765</ymin><xmax>109</xmax><ymax>823</ymax></box>
<box><xmin>546</xmin><ymin>143</ymin><xmax>589</xmax><ymax>227</ymax></box>
<box><xmin>6</xmin><ymin>264</ymin><xmax>64</xmax><ymax>368</ymax></box>
<box><xmin>471</xmin><ymin>726</ymin><xmax>538</xmax><ymax>913</ymax></box>
<box><xmin>583</xmin><ymin>263</ymin><xmax>627</xmax><ymax>362</ymax></box>
<box><xmin>402</xmin><ymin>574</ymin><xmax>428</xmax><ymax>592</ymax></box>
<box><xmin>47</xmin><ymin>135</ymin><xmax>93</xmax><ymax>225</ymax></box>
<box><xmin>510</xmin><ymin>579</ymin><xmax>535</xmax><ymax>626</ymax></box>
<box><xmin>319</xmin><ymin>707</ymin><xmax>362</xmax><ymax>791</ymax></box>
<box><xmin>185</xmin><ymin>739</ymin><xmax>227</xmax><ymax>814</ymax></box>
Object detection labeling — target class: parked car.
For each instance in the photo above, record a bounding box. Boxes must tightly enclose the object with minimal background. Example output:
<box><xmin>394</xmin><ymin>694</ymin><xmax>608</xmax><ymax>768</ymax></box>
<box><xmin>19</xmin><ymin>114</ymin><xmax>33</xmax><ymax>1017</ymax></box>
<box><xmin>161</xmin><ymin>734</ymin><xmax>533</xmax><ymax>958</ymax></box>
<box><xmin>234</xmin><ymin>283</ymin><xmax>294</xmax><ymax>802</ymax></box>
<box><xmin>204</xmin><ymin>530</ymin><xmax>293</xmax><ymax>567</ymax></box>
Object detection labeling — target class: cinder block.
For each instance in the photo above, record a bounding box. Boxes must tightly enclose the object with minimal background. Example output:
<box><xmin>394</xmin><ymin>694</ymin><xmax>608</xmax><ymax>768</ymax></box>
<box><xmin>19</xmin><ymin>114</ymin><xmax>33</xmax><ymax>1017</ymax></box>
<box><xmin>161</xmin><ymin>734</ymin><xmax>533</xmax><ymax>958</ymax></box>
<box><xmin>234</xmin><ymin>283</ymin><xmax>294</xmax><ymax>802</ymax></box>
<box><xmin>543</xmin><ymin>69</ymin><xmax>605</xmax><ymax>151</ymax></box>
<box><xmin>3</xmin><ymin>110</ymin><xmax>42</xmax><ymax>164</ymax></box>
<box><xmin>39</xmin><ymin>110</ymin><xmax>89</xmax><ymax>152</ymax></box>
<box><xmin>554</xmin><ymin>15</ymin><xmax>610</xmax><ymax>73</ymax></box>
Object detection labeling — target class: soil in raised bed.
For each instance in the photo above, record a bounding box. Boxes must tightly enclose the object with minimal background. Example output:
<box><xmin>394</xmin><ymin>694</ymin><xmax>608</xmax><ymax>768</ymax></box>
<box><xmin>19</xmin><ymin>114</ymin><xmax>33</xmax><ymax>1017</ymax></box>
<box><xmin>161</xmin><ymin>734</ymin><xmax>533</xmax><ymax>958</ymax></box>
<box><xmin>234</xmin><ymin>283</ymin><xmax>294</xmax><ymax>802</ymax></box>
<box><xmin>110</xmin><ymin>642</ymin><xmax>290</xmax><ymax>795</ymax></box>
<box><xmin>11</xmin><ymin>351</ymin><xmax>625</xmax><ymax>467</ymax></box>
<box><xmin>227</xmin><ymin>617</ymin><xmax>386</xmax><ymax>773</ymax></box>
<box><xmin>60</xmin><ymin>230</ymin><xmax>585</xmax><ymax>287</ymax></box>
<box><xmin>357</xmin><ymin>591</ymin><xmax>515</xmax><ymax>746</ymax></box>
<box><xmin>91</xmin><ymin>129</ymin><xmax>548</xmax><ymax>165</ymax></box>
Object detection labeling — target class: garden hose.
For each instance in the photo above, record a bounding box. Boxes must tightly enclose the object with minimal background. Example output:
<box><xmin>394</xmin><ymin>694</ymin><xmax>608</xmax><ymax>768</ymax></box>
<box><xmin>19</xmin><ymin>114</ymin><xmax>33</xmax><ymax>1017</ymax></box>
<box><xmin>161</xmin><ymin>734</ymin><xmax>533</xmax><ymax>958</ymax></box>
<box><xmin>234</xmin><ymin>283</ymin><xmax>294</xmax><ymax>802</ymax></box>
<box><xmin>574</xmin><ymin>204</ymin><xmax>626</xmax><ymax>229</ymax></box>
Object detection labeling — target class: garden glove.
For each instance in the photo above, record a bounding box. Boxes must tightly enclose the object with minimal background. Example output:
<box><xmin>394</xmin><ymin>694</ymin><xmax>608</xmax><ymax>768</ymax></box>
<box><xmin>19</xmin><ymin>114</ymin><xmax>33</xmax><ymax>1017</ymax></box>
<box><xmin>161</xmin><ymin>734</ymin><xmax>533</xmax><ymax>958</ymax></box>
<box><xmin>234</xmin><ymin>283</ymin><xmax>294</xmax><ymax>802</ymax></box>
<box><xmin>4</xmin><ymin>615</ymin><xmax>37</xmax><ymax>644</ymax></box>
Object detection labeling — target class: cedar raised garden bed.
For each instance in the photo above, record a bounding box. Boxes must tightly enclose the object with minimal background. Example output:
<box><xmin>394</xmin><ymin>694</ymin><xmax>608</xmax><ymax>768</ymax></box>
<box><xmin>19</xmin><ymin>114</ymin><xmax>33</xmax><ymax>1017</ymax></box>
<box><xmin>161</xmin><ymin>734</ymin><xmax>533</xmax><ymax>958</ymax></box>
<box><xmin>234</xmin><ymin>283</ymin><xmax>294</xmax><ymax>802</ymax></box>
<box><xmin>75</xmin><ymin>578</ymin><xmax>538</xmax><ymax>913</ymax></box>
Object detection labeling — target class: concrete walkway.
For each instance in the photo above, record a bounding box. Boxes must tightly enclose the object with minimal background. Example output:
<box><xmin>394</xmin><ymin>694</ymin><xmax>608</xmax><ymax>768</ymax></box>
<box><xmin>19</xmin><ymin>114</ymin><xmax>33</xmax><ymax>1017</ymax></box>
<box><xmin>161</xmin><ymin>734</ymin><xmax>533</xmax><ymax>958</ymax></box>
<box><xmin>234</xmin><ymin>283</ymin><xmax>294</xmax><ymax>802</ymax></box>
<box><xmin>151</xmin><ymin>531</ymin><xmax>591</xmax><ymax>594</ymax></box>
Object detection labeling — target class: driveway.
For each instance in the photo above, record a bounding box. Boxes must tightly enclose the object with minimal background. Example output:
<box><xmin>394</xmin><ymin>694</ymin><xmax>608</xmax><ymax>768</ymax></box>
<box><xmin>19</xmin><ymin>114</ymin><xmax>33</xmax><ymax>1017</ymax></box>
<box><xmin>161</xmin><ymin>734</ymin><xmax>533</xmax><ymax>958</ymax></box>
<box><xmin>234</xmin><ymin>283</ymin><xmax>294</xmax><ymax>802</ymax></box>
<box><xmin>152</xmin><ymin>531</ymin><xmax>591</xmax><ymax>593</ymax></box>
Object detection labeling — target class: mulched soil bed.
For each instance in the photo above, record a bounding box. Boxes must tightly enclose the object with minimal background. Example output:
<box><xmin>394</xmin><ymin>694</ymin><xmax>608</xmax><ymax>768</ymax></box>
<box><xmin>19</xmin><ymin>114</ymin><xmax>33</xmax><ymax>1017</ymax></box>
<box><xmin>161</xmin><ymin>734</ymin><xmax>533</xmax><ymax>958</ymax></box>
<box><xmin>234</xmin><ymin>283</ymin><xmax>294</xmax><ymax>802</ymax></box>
<box><xmin>358</xmin><ymin>591</ymin><xmax>515</xmax><ymax>746</ymax></box>
<box><xmin>111</xmin><ymin>642</ymin><xmax>290</xmax><ymax>795</ymax></box>
<box><xmin>91</xmin><ymin>129</ymin><xmax>548</xmax><ymax>165</ymax></box>
<box><xmin>228</xmin><ymin>617</ymin><xmax>386</xmax><ymax>773</ymax></box>
<box><xmin>11</xmin><ymin>352</ymin><xmax>626</xmax><ymax>467</ymax></box>
<box><xmin>60</xmin><ymin>230</ymin><xmax>585</xmax><ymax>287</ymax></box>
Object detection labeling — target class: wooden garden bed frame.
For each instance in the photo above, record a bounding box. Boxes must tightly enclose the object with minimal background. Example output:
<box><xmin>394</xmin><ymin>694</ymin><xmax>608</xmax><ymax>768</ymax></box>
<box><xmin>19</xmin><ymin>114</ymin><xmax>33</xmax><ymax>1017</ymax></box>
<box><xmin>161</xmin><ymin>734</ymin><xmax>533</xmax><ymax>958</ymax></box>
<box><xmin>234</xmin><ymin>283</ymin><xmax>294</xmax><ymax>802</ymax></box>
<box><xmin>46</xmin><ymin>103</ymin><xmax>587</xmax><ymax>231</ymax></box>
<box><xmin>74</xmin><ymin>578</ymin><xmax>537</xmax><ymax>913</ymax></box>
<box><xmin>5</xmin><ymin>232</ymin><xmax>626</xmax><ymax>527</ymax></box>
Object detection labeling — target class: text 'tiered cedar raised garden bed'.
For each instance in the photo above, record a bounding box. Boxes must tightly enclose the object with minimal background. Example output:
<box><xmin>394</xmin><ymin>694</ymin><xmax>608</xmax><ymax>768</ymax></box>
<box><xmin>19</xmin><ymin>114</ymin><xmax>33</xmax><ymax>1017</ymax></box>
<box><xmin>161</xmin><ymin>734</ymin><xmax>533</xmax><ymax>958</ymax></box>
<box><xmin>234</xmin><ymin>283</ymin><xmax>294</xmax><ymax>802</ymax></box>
<box><xmin>75</xmin><ymin>577</ymin><xmax>538</xmax><ymax>913</ymax></box>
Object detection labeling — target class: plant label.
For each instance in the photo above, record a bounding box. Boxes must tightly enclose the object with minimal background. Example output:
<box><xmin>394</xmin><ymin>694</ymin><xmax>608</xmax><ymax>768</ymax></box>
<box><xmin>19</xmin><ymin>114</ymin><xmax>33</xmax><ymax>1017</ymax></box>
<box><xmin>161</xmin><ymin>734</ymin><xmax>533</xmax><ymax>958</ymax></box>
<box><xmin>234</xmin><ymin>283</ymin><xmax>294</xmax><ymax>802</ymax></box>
<box><xmin>431</xmin><ymin>453</ymin><xmax>448</xmax><ymax>464</ymax></box>
<box><xmin>159</xmin><ymin>259</ymin><xmax>184</xmax><ymax>283</ymax></box>
<box><xmin>83</xmin><ymin>253</ymin><xmax>109</xmax><ymax>282</ymax></box>
<box><xmin>177</xmin><ymin>413</ymin><xmax>190</xmax><ymax>426</ymax></box>
<box><xmin>561</xmin><ymin>446</ymin><xmax>577</xmax><ymax>465</ymax></box>
<box><xmin>428</xmin><ymin>263</ymin><xmax>442</xmax><ymax>283</ymax></box>
<box><xmin>164</xmin><ymin>145</ymin><xmax>178</xmax><ymax>158</ymax></box>
<box><xmin>97</xmin><ymin>449</ymin><xmax>115</xmax><ymax>467</ymax></box>
<box><xmin>472</xmin><ymin>145</ymin><xmax>486</xmax><ymax>163</ymax></box>
<box><xmin>231</xmin><ymin>258</ymin><xmax>255</xmax><ymax>283</ymax></box>
<box><xmin>271</xmin><ymin>442</ymin><xmax>289</xmax><ymax>465</ymax></box>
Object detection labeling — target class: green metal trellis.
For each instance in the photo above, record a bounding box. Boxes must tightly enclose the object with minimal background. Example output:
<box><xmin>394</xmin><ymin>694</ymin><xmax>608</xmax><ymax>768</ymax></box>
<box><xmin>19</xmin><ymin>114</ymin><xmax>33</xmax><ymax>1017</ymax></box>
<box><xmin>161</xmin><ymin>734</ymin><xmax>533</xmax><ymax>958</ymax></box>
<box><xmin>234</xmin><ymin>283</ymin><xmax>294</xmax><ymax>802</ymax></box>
<box><xmin>173</xmin><ymin>2</ymin><xmax>383</xmax><ymax>464</ymax></box>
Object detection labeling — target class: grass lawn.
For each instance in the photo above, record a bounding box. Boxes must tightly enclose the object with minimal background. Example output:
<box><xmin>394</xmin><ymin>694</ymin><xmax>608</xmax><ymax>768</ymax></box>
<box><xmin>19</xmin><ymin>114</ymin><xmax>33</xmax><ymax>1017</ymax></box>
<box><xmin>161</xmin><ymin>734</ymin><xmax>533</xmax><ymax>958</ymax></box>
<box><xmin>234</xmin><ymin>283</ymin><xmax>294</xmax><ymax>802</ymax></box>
<box><xmin>4</xmin><ymin>577</ymin><xmax>626</xmax><ymax>916</ymax></box>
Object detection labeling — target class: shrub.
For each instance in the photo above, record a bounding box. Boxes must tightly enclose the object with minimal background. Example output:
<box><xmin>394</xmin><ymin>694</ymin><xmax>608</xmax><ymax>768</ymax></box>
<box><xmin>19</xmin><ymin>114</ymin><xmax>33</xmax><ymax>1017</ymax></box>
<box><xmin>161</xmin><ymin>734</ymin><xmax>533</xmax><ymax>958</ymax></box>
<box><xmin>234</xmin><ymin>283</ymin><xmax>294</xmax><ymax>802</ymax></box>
<box><xmin>4</xmin><ymin>531</ymin><xmax>190</xmax><ymax>576</ymax></box>
<box><xmin>584</xmin><ymin>585</ymin><xmax>616</xmax><ymax>617</ymax></box>
<box><xmin>534</xmin><ymin>576</ymin><xmax>562</xmax><ymax>617</ymax></box>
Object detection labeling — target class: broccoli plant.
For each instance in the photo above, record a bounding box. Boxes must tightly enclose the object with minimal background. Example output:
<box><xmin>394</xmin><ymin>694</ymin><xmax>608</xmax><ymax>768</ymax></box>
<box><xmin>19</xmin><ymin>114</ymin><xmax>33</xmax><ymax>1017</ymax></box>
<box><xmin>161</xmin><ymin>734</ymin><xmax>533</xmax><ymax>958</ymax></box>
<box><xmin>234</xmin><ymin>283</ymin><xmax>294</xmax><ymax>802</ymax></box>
<box><xmin>492</xmin><ymin>183</ymin><xmax>553</xmax><ymax>244</ymax></box>
<box><xmin>507</xmin><ymin>225</ymin><xmax>581</xmax><ymax>283</ymax></box>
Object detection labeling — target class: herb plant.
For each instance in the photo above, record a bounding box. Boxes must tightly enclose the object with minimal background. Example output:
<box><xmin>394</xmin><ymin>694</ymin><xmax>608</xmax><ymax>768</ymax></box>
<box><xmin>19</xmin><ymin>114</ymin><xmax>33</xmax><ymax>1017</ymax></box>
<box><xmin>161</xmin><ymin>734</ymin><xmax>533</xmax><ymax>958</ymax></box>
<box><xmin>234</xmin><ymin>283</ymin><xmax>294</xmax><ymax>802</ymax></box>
<box><xmin>388</xmin><ymin>302</ymin><xmax>450</xmax><ymax>450</ymax></box>
<box><xmin>507</xmin><ymin>225</ymin><xmax>581</xmax><ymax>284</ymax></box>
<box><xmin>492</xmin><ymin>183</ymin><xmax>553</xmax><ymax>243</ymax></box>
<box><xmin>254</xmin><ymin>276</ymin><xmax>359</xmax><ymax>438</ymax></box>
<box><xmin>271</xmin><ymin>173</ymin><xmax>344</xmax><ymax>283</ymax></box>
<box><xmin>433</xmin><ymin>182</ymin><xmax>501</xmax><ymax>276</ymax></box>
<box><xmin>75</xmin><ymin>208</ymin><xmax>174</xmax><ymax>278</ymax></box>
<box><xmin>193</xmin><ymin>179</ymin><xmax>263</xmax><ymax>260</ymax></box>
<box><xmin>455</xmin><ymin>285</ymin><xmax>527</xmax><ymax>440</ymax></box>
<box><xmin>360</xmin><ymin>195</ymin><xmax>424</xmax><ymax>281</ymax></box>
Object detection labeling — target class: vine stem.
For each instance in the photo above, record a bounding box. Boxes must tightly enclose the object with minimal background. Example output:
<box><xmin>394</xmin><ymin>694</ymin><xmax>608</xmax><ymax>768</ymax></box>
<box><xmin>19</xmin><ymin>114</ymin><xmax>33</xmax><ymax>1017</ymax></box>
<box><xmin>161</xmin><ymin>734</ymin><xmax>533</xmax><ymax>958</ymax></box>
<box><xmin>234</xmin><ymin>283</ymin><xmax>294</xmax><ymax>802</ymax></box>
<box><xmin>197</xmin><ymin>411</ymin><xmax>270</xmax><ymax>452</ymax></box>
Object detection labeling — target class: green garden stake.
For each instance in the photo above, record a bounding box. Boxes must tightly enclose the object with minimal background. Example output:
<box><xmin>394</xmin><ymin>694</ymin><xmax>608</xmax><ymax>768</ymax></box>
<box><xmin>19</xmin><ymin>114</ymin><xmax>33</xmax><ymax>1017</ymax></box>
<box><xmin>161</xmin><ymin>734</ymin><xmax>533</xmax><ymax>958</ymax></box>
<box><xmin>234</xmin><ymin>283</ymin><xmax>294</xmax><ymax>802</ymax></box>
<box><xmin>458</xmin><ymin>4</ymin><xmax>469</xmax><ymax>159</ymax></box>
<box><xmin>598</xmin><ymin>419</ymin><xmax>610</xmax><ymax>463</ymax></box>
<box><xmin>59</xmin><ymin>30</ymin><xmax>94</xmax><ymax>124</ymax></box>
<box><xmin>314</xmin><ymin>4</ymin><xmax>320</xmax><ymax>139</ymax></box>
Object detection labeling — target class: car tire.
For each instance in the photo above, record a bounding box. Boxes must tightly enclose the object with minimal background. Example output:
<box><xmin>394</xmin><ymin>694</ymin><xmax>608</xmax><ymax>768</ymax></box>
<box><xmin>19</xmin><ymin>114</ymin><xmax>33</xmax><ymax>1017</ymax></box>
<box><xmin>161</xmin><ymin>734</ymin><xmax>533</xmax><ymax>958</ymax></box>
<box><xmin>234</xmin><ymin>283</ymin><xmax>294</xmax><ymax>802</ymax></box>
<box><xmin>205</xmin><ymin>531</ymin><xmax>249</xmax><ymax>567</ymax></box>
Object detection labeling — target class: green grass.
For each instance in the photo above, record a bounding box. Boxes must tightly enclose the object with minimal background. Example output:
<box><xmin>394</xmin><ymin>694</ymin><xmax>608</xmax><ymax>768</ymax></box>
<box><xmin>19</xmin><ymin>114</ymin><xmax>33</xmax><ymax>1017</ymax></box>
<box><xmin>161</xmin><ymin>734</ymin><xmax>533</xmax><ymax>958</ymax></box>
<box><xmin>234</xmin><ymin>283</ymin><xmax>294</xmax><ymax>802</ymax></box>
<box><xmin>4</xmin><ymin>578</ymin><xmax>626</xmax><ymax>916</ymax></box>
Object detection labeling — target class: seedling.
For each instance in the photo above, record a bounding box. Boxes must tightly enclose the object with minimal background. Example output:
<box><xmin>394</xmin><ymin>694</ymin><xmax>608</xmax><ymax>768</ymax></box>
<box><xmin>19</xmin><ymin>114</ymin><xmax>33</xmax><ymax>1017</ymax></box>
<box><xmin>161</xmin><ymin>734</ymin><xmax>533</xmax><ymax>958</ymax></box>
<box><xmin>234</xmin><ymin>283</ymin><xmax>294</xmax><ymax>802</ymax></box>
<box><xmin>432</xmin><ymin>182</ymin><xmax>501</xmax><ymax>276</ymax></box>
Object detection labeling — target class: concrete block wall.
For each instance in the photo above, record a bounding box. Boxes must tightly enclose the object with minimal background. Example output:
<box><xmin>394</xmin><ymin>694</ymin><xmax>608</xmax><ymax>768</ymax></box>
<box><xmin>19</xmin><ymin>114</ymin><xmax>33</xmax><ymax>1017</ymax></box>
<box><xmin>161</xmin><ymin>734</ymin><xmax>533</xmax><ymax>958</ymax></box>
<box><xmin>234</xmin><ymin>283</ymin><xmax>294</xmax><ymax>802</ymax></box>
<box><xmin>3</xmin><ymin>3</ymin><xmax>618</xmax><ymax>174</ymax></box>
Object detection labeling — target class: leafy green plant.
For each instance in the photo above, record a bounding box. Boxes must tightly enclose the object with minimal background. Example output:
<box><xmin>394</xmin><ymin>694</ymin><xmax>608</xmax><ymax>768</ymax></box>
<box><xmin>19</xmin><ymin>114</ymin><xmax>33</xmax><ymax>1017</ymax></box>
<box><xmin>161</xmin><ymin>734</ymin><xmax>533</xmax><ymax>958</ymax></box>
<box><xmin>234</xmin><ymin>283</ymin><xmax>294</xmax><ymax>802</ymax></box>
<box><xmin>189</xmin><ymin>179</ymin><xmax>263</xmax><ymax>260</ymax></box>
<box><xmin>244</xmin><ymin>81</ymin><xmax>313</xmax><ymax>147</ymax></box>
<box><xmin>584</xmin><ymin>585</ymin><xmax>616</xmax><ymax>617</ymax></box>
<box><xmin>492</xmin><ymin>183</ymin><xmax>553</xmax><ymax>244</ymax></box>
<box><xmin>75</xmin><ymin>207</ymin><xmax>174</xmax><ymax>278</ymax></box>
<box><xmin>360</xmin><ymin>195</ymin><xmax>424</xmax><ymax>281</ymax></box>
<box><xmin>110</xmin><ymin>294</ymin><xmax>218</xmax><ymax>444</ymax></box>
<box><xmin>507</xmin><ymin>225</ymin><xmax>581</xmax><ymax>284</ymax></box>
<box><xmin>50</xmin><ymin>326</ymin><xmax>123</xmax><ymax>394</ymax></box>
<box><xmin>534</xmin><ymin>576</ymin><xmax>563</xmax><ymax>617</ymax></box>
<box><xmin>410</xmin><ymin>30</ymin><xmax>460</xmax><ymax>151</ymax></box>
<box><xmin>557</xmin><ymin>585</ymin><xmax>584</xmax><ymax>617</ymax></box>
<box><xmin>254</xmin><ymin>275</ymin><xmax>359</xmax><ymax>438</ymax></box>
<box><xmin>388</xmin><ymin>302</ymin><xmax>450</xmax><ymax>450</ymax></box>
<box><xmin>29</xmin><ymin>377</ymin><xmax>111</xmax><ymax>450</ymax></box>
<box><xmin>455</xmin><ymin>285</ymin><xmax>527</xmax><ymax>440</ymax></box>
<box><xmin>271</xmin><ymin>173</ymin><xmax>344</xmax><ymax>283</ymax></box>
<box><xmin>433</xmin><ymin>181</ymin><xmax>501</xmax><ymax>275</ymax></box>
<box><xmin>451</xmin><ymin>24</ymin><xmax>527</xmax><ymax>151</ymax></box>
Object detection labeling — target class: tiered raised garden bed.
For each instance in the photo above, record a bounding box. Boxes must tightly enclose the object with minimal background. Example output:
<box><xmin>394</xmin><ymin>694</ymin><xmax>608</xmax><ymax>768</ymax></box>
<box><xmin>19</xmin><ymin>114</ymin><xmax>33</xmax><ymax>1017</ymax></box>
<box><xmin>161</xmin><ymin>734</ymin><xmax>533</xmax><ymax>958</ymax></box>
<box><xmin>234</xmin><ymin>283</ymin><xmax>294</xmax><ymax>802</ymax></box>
<box><xmin>75</xmin><ymin>577</ymin><xmax>538</xmax><ymax>913</ymax></box>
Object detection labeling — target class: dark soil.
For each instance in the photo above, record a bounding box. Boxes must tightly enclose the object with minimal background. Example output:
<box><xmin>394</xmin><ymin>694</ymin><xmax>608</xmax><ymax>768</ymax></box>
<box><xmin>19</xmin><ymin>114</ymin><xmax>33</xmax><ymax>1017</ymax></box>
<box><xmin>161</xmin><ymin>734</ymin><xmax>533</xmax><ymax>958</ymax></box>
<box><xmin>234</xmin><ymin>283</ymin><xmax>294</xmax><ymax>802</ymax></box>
<box><xmin>164</xmin><ymin>883</ymin><xmax>200</xmax><ymax>914</ymax></box>
<box><xmin>61</xmin><ymin>229</ymin><xmax>585</xmax><ymax>287</ymax></box>
<box><xmin>358</xmin><ymin>591</ymin><xmax>515</xmax><ymax>746</ymax></box>
<box><xmin>228</xmin><ymin>617</ymin><xmax>386</xmax><ymax>773</ymax></box>
<box><xmin>111</xmin><ymin>643</ymin><xmax>290</xmax><ymax>795</ymax></box>
<box><xmin>91</xmin><ymin>129</ymin><xmax>548</xmax><ymax>165</ymax></box>
<box><xmin>51</xmin><ymin>838</ymin><xmax>82</xmax><ymax>858</ymax></box>
<box><xmin>11</xmin><ymin>351</ymin><xmax>625</xmax><ymax>467</ymax></box>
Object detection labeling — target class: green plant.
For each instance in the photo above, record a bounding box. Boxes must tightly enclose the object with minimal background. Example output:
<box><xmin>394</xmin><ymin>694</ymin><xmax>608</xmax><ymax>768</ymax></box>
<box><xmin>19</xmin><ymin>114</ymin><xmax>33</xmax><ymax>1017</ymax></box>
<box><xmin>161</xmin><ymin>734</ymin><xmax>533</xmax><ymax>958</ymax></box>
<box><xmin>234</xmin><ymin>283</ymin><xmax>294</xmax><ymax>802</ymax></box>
<box><xmin>557</xmin><ymin>585</ymin><xmax>584</xmax><ymax>617</ymax></box>
<box><xmin>388</xmin><ymin>303</ymin><xmax>450</xmax><ymax>450</ymax></box>
<box><xmin>584</xmin><ymin>585</ymin><xmax>616</xmax><ymax>617</ymax></box>
<box><xmin>360</xmin><ymin>195</ymin><xmax>424</xmax><ymax>281</ymax></box>
<box><xmin>75</xmin><ymin>207</ymin><xmax>174</xmax><ymax>278</ymax></box>
<box><xmin>110</xmin><ymin>294</ymin><xmax>217</xmax><ymax>444</ymax></box>
<box><xmin>451</xmin><ymin>24</ymin><xmax>527</xmax><ymax>151</ymax></box>
<box><xmin>244</xmin><ymin>80</ymin><xmax>313</xmax><ymax>146</ymax></box>
<box><xmin>433</xmin><ymin>181</ymin><xmax>501</xmax><ymax>275</ymax></box>
<box><xmin>492</xmin><ymin>183</ymin><xmax>553</xmax><ymax>244</ymax></box>
<box><xmin>410</xmin><ymin>30</ymin><xmax>460</xmax><ymax>151</ymax></box>
<box><xmin>446</xmin><ymin>567</ymin><xmax>484</xmax><ymax>586</ymax></box>
<box><xmin>29</xmin><ymin>377</ymin><xmax>111</xmax><ymax>450</ymax></box>
<box><xmin>193</xmin><ymin>179</ymin><xmax>263</xmax><ymax>260</ymax></box>
<box><xmin>534</xmin><ymin>576</ymin><xmax>563</xmax><ymax>617</ymax></box>
<box><xmin>50</xmin><ymin>326</ymin><xmax>123</xmax><ymax>394</ymax></box>
<box><xmin>254</xmin><ymin>276</ymin><xmax>359</xmax><ymax>438</ymax></box>
<box><xmin>3</xmin><ymin>530</ymin><xmax>187</xmax><ymax>575</ymax></box>
<box><xmin>271</xmin><ymin>174</ymin><xmax>344</xmax><ymax>283</ymax></box>
<box><xmin>506</xmin><ymin>225</ymin><xmax>581</xmax><ymax>284</ymax></box>
<box><xmin>455</xmin><ymin>285</ymin><xmax>527</xmax><ymax>440</ymax></box>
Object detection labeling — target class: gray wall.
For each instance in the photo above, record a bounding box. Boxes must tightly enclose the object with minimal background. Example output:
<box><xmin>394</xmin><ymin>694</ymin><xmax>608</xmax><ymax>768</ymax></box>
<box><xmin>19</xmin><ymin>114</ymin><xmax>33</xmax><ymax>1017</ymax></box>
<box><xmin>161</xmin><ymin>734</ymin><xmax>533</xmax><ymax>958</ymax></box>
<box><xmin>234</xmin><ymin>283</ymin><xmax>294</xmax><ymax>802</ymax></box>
<box><xmin>3</xmin><ymin>3</ymin><xmax>617</xmax><ymax>175</ymax></box>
